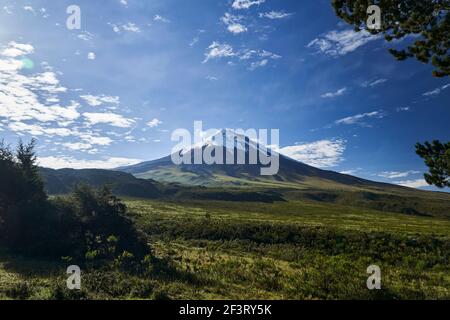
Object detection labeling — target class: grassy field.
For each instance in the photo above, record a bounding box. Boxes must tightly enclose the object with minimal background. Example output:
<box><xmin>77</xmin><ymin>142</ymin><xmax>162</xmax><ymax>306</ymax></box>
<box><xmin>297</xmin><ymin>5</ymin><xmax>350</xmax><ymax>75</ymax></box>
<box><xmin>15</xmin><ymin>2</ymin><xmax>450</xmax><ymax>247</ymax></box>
<box><xmin>1</xmin><ymin>198</ymin><xmax>449</xmax><ymax>300</ymax></box>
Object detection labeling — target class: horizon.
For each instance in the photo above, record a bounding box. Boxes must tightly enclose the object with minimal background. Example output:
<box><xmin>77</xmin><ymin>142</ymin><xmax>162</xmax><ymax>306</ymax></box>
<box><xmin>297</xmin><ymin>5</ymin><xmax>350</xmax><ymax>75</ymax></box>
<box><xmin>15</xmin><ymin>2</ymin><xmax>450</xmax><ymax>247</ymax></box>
<box><xmin>0</xmin><ymin>0</ymin><xmax>449</xmax><ymax>192</ymax></box>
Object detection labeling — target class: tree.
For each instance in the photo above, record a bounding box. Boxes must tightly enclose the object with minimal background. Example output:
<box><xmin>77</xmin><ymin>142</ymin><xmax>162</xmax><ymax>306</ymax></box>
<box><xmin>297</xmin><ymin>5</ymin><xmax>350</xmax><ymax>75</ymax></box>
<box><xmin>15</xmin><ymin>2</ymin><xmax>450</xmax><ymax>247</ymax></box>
<box><xmin>0</xmin><ymin>138</ymin><xmax>150</xmax><ymax>261</ymax></box>
<box><xmin>332</xmin><ymin>0</ymin><xmax>450</xmax><ymax>77</ymax></box>
<box><xmin>16</xmin><ymin>139</ymin><xmax>46</xmax><ymax>201</ymax></box>
<box><xmin>416</xmin><ymin>140</ymin><xmax>450</xmax><ymax>188</ymax></box>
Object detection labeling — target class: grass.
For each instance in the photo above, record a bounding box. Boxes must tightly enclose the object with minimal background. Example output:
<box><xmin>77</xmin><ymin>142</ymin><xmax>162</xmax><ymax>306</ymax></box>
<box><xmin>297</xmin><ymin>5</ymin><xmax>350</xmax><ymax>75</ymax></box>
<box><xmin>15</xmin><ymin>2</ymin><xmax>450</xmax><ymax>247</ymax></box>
<box><xmin>1</xmin><ymin>198</ymin><xmax>449</xmax><ymax>300</ymax></box>
<box><xmin>126</xmin><ymin>199</ymin><xmax>450</xmax><ymax>236</ymax></box>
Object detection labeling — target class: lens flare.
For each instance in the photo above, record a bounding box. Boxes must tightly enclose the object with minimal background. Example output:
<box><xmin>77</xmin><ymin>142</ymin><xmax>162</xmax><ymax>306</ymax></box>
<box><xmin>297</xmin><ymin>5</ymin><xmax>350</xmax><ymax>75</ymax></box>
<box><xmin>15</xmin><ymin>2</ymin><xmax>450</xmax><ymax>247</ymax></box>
<box><xmin>21</xmin><ymin>58</ymin><xmax>34</xmax><ymax>69</ymax></box>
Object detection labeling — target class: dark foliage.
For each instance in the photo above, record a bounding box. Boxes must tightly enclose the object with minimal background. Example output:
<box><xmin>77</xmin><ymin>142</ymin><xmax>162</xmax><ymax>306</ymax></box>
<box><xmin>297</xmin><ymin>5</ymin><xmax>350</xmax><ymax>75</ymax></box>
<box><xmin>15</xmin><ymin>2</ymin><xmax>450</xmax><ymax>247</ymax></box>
<box><xmin>176</xmin><ymin>189</ymin><xmax>285</xmax><ymax>203</ymax></box>
<box><xmin>416</xmin><ymin>140</ymin><xmax>450</xmax><ymax>188</ymax></box>
<box><xmin>0</xmin><ymin>140</ymin><xmax>149</xmax><ymax>264</ymax></box>
<box><xmin>332</xmin><ymin>0</ymin><xmax>450</xmax><ymax>77</ymax></box>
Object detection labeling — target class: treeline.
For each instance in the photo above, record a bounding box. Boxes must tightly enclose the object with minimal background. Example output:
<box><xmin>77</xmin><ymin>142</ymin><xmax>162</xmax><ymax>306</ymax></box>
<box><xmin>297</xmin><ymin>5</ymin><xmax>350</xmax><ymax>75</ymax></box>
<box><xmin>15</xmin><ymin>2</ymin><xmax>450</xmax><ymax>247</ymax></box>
<box><xmin>0</xmin><ymin>139</ymin><xmax>149</xmax><ymax>268</ymax></box>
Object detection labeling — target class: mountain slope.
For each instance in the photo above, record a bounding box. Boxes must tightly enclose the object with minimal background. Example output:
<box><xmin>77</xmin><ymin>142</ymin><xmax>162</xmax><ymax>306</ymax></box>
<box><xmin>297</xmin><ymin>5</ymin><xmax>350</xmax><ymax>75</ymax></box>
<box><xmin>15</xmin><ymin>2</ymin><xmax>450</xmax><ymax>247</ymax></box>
<box><xmin>40</xmin><ymin>168</ymin><xmax>162</xmax><ymax>199</ymax></box>
<box><xmin>117</xmin><ymin>129</ymin><xmax>411</xmax><ymax>192</ymax></box>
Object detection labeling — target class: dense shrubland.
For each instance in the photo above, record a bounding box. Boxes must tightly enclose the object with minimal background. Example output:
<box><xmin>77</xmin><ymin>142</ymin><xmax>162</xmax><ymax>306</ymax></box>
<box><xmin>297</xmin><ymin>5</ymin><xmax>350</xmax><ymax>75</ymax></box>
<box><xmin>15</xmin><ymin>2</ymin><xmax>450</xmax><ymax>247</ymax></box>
<box><xmin>126</xmin><ymin>199</ymin><xmax>450</xmax><ymax>299</ymax></box>
<box><xmin>141</xmin><ymin>215</ymin><xmax>450</xmax><ymax>271</ymax></box>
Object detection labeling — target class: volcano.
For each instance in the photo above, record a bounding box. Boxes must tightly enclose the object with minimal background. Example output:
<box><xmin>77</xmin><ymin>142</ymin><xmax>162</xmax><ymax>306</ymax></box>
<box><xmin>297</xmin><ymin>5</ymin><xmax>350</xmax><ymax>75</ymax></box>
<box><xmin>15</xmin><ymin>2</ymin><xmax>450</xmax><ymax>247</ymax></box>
<box><xmin>118</xmin><ymin>129</ymin><xmax>404</xmax><ymax>190</ymax></box>
<box><xmin>115</xmin><ymin>129</ymin><xmax>450</xmax><ymax>217</ymax></box>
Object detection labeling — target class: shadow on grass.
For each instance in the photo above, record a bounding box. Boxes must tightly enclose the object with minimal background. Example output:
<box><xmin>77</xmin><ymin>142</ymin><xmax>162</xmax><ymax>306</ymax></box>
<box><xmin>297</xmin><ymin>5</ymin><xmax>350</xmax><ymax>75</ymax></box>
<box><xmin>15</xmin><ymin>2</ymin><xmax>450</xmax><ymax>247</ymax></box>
<box><xmin>0</xmin><ymin>247</ymin><xmax>65</xmax><ymax>278</ymax></box>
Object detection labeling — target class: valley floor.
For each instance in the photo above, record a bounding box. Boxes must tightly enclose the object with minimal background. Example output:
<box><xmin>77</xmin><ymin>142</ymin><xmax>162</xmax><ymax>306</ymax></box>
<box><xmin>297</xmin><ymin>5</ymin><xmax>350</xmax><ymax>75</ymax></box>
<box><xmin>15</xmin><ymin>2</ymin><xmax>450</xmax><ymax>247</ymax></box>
<box><xmin>1</xmin><ymin>199</ymin><xmax>449</xmax><ymax>299</ymax></box>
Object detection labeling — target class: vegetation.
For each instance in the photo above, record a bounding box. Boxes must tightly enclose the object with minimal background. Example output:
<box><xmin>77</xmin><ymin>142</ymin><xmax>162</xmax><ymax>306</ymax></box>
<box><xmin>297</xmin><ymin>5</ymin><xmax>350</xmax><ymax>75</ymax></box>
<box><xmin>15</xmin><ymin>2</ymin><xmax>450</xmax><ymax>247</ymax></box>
<box><xmin>1</xmin><ymin>198</ymin><xmax>449</xmax><ymax>300</ymax></box>
<box><xmin>416</xmin><ymin>140</ymin><xmax>450</xmax><ymax>188</ymax></box>
<box><xmin>0</xmin><ymin>139</ymin><xmax>449</xmax><ymax>300</ymax></box>
<box><xmin>0</xmin><ymin>139</ymin><xmax>149</xmax><ymax>264</ymax></box>
<box><xmin>331</xmin><ymin>0</ymin><xmax>450</xmax><ymax>77</ymax></box>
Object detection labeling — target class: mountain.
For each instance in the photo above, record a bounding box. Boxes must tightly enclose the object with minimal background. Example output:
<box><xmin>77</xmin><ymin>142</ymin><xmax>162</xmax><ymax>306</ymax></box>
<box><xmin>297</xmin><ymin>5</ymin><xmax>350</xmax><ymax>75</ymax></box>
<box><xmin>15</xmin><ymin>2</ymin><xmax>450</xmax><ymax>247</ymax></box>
<box><xmin>40</xmin><ymin>168</ymin><xmax>162</xmax><ymax>199</ymax></box>
<box><xmin>118</xmin><ymin>129</ymin><xmax>450</xmax><ymax>217</ymax></box>
<box><xmin>118</xmin><ymin>129</ymin><xmax>406</xmax><ymax>190</ymax></box>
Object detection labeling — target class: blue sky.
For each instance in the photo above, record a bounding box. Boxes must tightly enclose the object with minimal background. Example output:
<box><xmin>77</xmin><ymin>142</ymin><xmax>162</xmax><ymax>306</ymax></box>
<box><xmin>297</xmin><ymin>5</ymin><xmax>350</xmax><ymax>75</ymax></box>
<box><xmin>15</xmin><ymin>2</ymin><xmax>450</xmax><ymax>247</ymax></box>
<box><xmin>0</xmin><ymin>0</ymin><xmax>449</xmax><ymax>190</ymax></box>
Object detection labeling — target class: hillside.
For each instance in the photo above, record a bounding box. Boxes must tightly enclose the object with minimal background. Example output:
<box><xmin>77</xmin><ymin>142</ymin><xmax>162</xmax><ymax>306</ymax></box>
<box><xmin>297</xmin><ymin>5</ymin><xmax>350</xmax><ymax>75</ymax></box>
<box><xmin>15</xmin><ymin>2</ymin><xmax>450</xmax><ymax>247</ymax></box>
<box><xmin>40</xmin><ymin>168</ymin><xmax>162</xmax><ymax>199</ymax></box>
<box><xmin>118</xmin><ymin>130</ymin><xmax>416</xmax><ymax>192</ymax></box>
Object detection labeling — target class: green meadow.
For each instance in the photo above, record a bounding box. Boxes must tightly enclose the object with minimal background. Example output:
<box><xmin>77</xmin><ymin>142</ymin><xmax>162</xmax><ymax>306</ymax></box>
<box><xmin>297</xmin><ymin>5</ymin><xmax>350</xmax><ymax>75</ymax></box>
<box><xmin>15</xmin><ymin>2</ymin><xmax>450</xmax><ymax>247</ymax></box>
<box><xmin>1</xmin><ymin>198</ymin><xmax>449</xmax><ymax>300</ymax></box>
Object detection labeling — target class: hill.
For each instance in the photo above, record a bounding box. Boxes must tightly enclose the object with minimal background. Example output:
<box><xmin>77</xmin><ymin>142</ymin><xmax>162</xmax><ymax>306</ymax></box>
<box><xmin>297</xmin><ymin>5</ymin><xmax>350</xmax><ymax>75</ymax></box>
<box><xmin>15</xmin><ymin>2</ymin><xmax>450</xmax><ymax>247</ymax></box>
<box><xmin>40</xmin><ymin>168</ymin><xmax>162</xmax><ymax>199</ymax></box>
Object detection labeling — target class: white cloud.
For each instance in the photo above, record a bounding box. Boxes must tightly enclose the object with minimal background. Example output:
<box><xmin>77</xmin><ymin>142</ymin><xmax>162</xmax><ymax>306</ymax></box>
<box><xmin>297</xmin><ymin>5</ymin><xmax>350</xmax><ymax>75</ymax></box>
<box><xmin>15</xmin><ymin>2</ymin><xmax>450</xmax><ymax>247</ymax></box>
<box><xmin>80</xmin><ymin>94</ymin><xmax>120</xmax><ymax>107</ymax></box>
<box><xmin>110</xmin><ymin>24</ymin><xmax>121</xmax><ymax>33</ymax></box>
<box><xmin>119</xmin><ymin>0</ymin><xmax>128</xmax><ymax>6</ymax></box>
<box><xmin>78</xmin><ymin>135</ymin><xmax>113</xmax><ymax>146</ymax></box>
<box><xmin>335</xmin><ymin>110</ymin><xmax>385</xmax><ymax>126</ymax></box>
<box><xmin>394</xmin><ymin>179</ymin><xmax>429</xmax><ymax>189</ymax></box>
<box><xmin>249</xmin><ymin>59</ymin><xmax>268</xmax><ymax>70</ymax></box>
<box><xmin>0</xmin><ymin>59</ymin><xmax>23</xmax><ymax>72</ymax></box>
<box><xmin>222</xmin><ymin>13</ymin><xmax>247</xmax><ymax>34</ymax></box>
<box><xmin>340</xmin><ymin>168</ymin><xmax>361</xmax><ymax>175</ymax></box>
<box><xmin>0</xmin><ymin>43</ymin><xmax>80</xmax><ymax>124</ymax></box>
<box><xmin>37</xmin><ymin>156</ymin><xmax>142</xmax><ymax>170</ymax></box>
<box><xmin>61</xmin><ymin>142</ymin><xmax>93</xmax><ymax>151</ymax></box>
<box><xmin>361</xmin><ymin>78</ymin><xmax>388</xmax><ymax>88</ymax></box>
<box><xmin>203</xmin><ymin>44</ymin><xmax>281</xmax><ymax>69</ymax></box>
<box><xmin>203</xmin><ymin>42</ymin><xmax>235</xmax><ymax>63</ymax></box>
<box><xmin>259</xmin><ymin>11</ymin><xmax>293</xmax><ymax>19</ymax></box>
<box><xmin>423</xmin><ymin>83</ymin><xmax>450</xmax><ymax>96</ymax></box>
<box><xmin>1</xmin><ymin>41</ymin><xmax>34</xmax><ymax>57</ymax></box>
<box><xmin>147</xmin><ymin>118</ymin><xmax>163</xmax><ymax>128</ymax></box>
<box><xmin>227</xmin><ymin>23</ymin><xmax>247</xmax><ymax>34</ymax></box>
<box><xmin>78</xmin><ymin>31</ymin><xmax>94</xmax><ymax>41</ymax></box>
<box><xmin>0</xmin><ymin>42</ymin><xmax>135</xmax><ymax>155</ymax></box>
<box><xmin>83</xmin><ymin>112</ymin><xmax>135</xmax><ymax>128</ymax></box>
<box><xmin>122</xmin><ymin>22</ymin><xmax>140</xmax><ymax>32</ymax></box>
<box><xmin>278</xmin><ymin>139</ymin><xmax>346</xmax><ymax>168</ymax></box>
<box><xmin>3</xmin><ymin>6</ymin><xmax>13</xmax><ymax>14</ymax></box>
<box><xmin>40</xmin><ymin>8</ymin><xmax>49</xmax><ymax>18</ymax></box>
<box><xmin>232</xmin><ymin>0</ymin><xmax>265</xmax><ymax>10</ymax></box>
<box><xmin>206</xmin><ymin>75</ymin><xmax>218</xmax><ymax>81</ymax></box>
<box><xmin>239</xmin><ymin>49</ymin><xmax>281</xmax><ymax>61</ymax></box>
<box><xmin>396</xmin><ymin>106</ymin><xmax>410</xmax><ymax>112</ymax></box>
<box><xmin>109</xmin><ymin>22</ymin><xmax>140</xmax><ymax>33</ymax></box>
<box><xmin>154</xmin><ymin>15</ymin><xmax>170</xmax><ymax>23</ymax></box>
<box><xmin>189</xmin><ymin>37</ymin><xmax>199</xmax><ymax>47</ymax></box>
<box><xmin>321</xmin><ymin>87</ymin><xmax>347</xmax><ymax>98</ymax></box>
<box><xmin>8</xmin><ymin>122</ymin><xmax>52</xmax><ymax>136</ymax></box>
<box><xmin>308</xmin><ymin>29</ymin><xmax>380</xmax><ymax>56</ymax></box>
<box><xmin>87</xmin><ymin>52</ymin><xmax>96</xmax><ymax>60</ymax></box>
<box><xmin>378</xmin><ymin>170</ymin><xmax>421</xmax><ymax>179</ymax></box>
<box><xmin>31</xmin><ymin>72</ymin><xmax>67</xmax><ymax>93</ymax></box>
<box><xmin>23</xmin><ymin>6</ymin><xmax>35</xmax><ymax>14</ymax></box>
<box><xmin>8</xmin><ymin>122</ymin><xmax>74</xmax><ymax>137</ymax></box>
<box><xmin>6</xmin><ymin>122</ymin><xmax>114</xmax><ymax>150</ymax></box>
